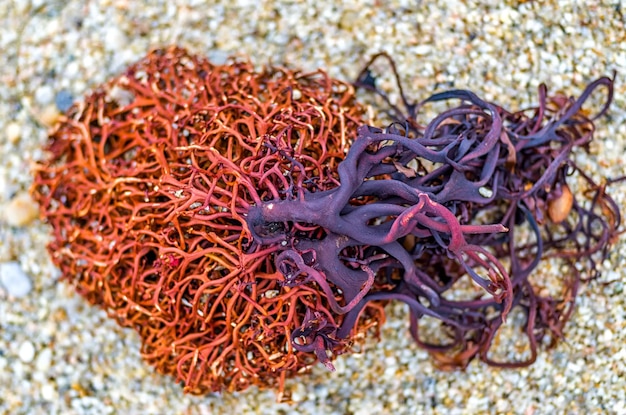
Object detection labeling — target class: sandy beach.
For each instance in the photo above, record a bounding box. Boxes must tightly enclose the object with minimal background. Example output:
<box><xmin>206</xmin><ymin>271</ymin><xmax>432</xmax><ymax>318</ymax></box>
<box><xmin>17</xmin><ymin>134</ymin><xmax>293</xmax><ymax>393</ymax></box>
<box><xmin>1</xmin><ymin>1</ymin><xmax>625</xmax><ymax>414</ymax></box>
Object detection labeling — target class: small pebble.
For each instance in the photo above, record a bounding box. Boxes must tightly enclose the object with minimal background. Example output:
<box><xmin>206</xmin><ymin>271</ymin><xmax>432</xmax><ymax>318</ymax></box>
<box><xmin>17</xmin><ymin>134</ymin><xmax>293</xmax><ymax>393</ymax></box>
<box><xmin>5</xmin><ymin>122</ymin><xmax>21</xmax><ymax>144</ymax></box>
<box><xmin>54</xmin><ymin>90</ymin><xmax>74</xmax><ymax>112</ymax></box>
<box><xmin>0</xmin><ymin>175</ymin><xmax>15</xmax><ymax>200</ymax></box>
<box><xmin>0</xmin><ymin>261</ymin><xmax>33</xmax><ymax>298</ymax></box>
<box><xmin>37</xmin><ymin>104</ymin><xmax>61</xmax><ymax>127</ymax></box>
<box><xmin>41</xmin><ymin>382</ymin><xmax>57</xmax><ymax>401</ymax></box>
<box><xmin>207</xmin><ymin>50</ymin><xmax>230</xmax><ymax>65</ymax></box>
<box><xmin>34</xmin><ymin>85</ymin><xmax>55</xmax><ymax>106</ymax></box>
<box><xmin>18</xmin><ymin>341</ymin><xmax>36</xmax><ymax>363</ymax></box>
<box><xmin>35</xmin><ymin>348</ymin><xmax>53</xmax><ymax>372</ymax></box>
<box><xmin>4</xmin><ymin>192</ymin><xmax>39</xmax><ymax>227</ymax></box>
<box><xmin>104</xmin><ymin>27</ymin><xmax>127</xmax><ymax>52</ymax></box>
<box><xmin>414</xmin><ymin>44</ymin><xmax>432</xmax><ymax>55</ymax></box>
<box><xmin>107</xmin><ymin>84</ymin><xmax>136</xmax><ymax>107</ymax></box>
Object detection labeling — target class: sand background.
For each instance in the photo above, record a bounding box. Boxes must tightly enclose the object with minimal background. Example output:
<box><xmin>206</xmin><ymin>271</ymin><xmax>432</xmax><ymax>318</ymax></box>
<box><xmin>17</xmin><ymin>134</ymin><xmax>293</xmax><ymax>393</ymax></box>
<box><xmin>1</xmin><ymin>1</ymin><xmax>625</xmax><ymax>414</ymax></box>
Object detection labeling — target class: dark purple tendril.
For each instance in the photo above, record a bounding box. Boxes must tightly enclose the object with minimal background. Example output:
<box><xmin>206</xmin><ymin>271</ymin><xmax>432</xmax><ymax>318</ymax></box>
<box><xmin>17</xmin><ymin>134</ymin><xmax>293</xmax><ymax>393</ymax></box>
<box><xmin>245</xmin><ymin>53</ymin><xmax>623</xmax><ymax>370</ymax></box>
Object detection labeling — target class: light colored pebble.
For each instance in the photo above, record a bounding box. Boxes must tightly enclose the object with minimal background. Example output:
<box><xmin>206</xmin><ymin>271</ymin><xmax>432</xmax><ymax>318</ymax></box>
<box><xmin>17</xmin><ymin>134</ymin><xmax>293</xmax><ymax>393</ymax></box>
<box><xmin>18</xmin><ymin>341</ymin><xmax>36</xmax><ymax>363</ymax></box>
<box><xmin>0</xmin><ymin>261</ymin><xmax>33</xmax><ymax>298</ymax></box>
<box><xmin>104</xmin><ymin>27</ymin><xmax>128</xmax><ymax>52</ymax></box>
<box><xmin>107</xmin><ymin>84</ymin><xmax>136</xmax><ymax>107</ymax></box>
<box><xmin>37</xmin><ymin>105</ymin><xmax>61</xmax><ymax>127</ymax></box>
<box><xmin>0</xmin><ymin>174</ymin><xmax>17</xmax><ymax>201</ymax></box>
<box><xmin>3</xmin><ymin>192</ymin><xmax>39</xmax><ymax>227</ymax></box>
<box><xmin>40</xmin><ymin>382</ymin><xmax>57</xmax><ymax>401</ymax></box>
<box><xmin>600</xmin><ymin>328</ymin><xmax>614</xmax><ymax>343</ymax></box>
<box><xmin>34</xmin><ymin>85</ymin><xmax>55</xmax><ymax>106</ymax></box>
<box><xmin>5</xmin><ymin>122</ymin><xmax>21</xmax><ymax>144</ymax></box>
<box><xmin>35</xmin><ymin>347</ymin><xmax>52</xmax><ymax>372</ymax></box>
<box><xmin>414</xmin><ymin>44</ymin><xmax>432</xmax><ymax>55</ymax></box>
<box><xmin>207</xmin><ymin>49</ymin><xmax>230</xmax><ymax>65</ymax></box>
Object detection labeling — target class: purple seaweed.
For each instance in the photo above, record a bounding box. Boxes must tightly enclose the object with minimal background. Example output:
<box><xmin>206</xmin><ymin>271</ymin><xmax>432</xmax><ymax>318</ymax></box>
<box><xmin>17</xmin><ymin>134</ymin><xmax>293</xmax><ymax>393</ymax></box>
<box><xmin>245</xmin><ymin>55</ymin><xmax>622</xmax><ymax>369</ymax></box>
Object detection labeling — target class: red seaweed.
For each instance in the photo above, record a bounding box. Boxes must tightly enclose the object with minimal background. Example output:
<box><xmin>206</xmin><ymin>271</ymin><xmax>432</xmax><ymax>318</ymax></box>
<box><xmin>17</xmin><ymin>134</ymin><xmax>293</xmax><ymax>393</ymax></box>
<box><xmin>31</xmin><ymin>47</ymin><xmax>623</xmax><ymax>399</ymax></box>
<box><xmin>31</xmin><ymin>47</ymin><xmax>384</xmax><ymax>398</ymax></box>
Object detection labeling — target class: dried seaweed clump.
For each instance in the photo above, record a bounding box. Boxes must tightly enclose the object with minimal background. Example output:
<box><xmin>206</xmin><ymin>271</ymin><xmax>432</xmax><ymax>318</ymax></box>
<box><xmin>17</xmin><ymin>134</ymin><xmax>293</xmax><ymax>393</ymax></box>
<box><xmin>247</xmin><ymin>54</ymin><xmax>622</xmax><ymax>369</ymax></box>
<box><xmin>32</xmin><ymin>46</ymin><xmax>623</xmax><ymax>397</ymax></box>
<box><xmin>31</xmin><ymin>47</ymin><xmax>381</xmax><ymax>395</ymax></box>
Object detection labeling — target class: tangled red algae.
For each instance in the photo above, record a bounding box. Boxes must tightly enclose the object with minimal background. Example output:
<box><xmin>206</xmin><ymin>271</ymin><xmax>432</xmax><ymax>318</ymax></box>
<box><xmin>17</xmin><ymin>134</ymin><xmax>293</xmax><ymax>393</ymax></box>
<box><xmin>31</xmin><ymin>47</ymin><xmax>383</xmax><ymax>395</ymax></box>
<box><xmin>31</xmin><ymin>47</ymin><xmax>623</xmax><ymax>397</ymax></box>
